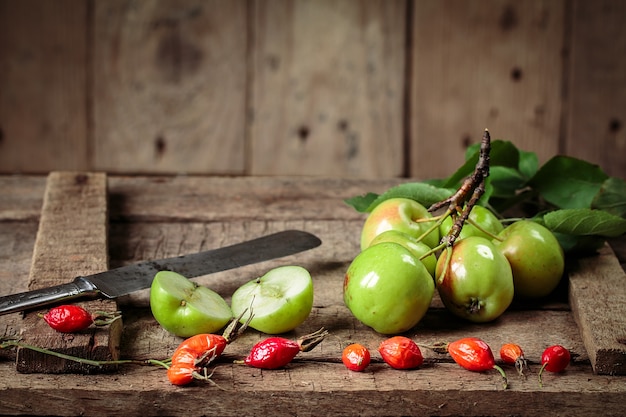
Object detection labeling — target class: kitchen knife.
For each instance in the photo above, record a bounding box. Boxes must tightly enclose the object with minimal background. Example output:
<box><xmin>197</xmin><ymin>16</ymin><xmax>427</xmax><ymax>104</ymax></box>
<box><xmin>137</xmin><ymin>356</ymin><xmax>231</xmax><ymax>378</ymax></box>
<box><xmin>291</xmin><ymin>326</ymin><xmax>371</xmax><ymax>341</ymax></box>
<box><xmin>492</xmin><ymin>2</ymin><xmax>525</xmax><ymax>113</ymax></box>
<box><xmin>0</xmin><ymin>229</ymin><xmax>322</xmax><ymax>316</ymax></box>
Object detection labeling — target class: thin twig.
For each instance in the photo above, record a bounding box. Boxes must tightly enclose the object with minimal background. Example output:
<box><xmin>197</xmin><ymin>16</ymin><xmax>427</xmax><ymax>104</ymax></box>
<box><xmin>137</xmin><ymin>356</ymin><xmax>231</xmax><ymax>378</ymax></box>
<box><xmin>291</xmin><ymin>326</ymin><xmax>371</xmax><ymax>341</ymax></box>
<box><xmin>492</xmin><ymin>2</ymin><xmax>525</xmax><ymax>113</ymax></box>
<box><xmin>1</xmin><ymin>338</ymin><xmax>170</xmax><ymax>369</ymax></box>
<box><xmin>429</xmin><ymin>129</ymin><xmax>491</xmax><ymax>246</ymax></box>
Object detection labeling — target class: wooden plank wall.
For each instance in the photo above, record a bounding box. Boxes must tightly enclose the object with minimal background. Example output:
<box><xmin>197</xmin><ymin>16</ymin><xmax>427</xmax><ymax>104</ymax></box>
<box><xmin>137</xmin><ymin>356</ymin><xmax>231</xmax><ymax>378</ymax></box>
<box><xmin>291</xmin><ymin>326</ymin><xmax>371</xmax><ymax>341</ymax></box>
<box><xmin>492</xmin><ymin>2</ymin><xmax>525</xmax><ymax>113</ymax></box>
<box><xmin>0</xmin><ymin>0</ymin><xmax>624</xmax><ymax>179</ymax></box>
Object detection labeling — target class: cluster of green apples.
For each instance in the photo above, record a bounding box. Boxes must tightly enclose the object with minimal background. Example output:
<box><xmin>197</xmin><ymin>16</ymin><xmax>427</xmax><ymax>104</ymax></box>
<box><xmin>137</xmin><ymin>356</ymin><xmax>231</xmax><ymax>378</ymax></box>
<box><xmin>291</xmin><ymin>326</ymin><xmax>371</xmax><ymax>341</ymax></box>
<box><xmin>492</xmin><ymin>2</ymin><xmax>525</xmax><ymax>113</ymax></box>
<box><xmin>343</xmin><ymin>197</ymin><xmax>564</xmax><ymax>334</ymax></box>
<box><xmin>150</xmin><ymin>265</ymin><xmax>315</xmax><ymax>337</ymax></box>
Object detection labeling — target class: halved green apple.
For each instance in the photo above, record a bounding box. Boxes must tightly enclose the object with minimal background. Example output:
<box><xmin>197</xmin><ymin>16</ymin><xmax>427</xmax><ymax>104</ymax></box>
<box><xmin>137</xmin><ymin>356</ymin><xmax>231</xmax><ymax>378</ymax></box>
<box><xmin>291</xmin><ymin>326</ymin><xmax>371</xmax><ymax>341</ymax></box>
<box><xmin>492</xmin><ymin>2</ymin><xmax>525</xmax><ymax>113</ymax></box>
<box><xmin>149</xmin><ymin>270</ymin><xmax>233</xmax><ymax>337</ymax></box>
<box><xmin>231</xmin><ymin>265</ymin><xmax>314</xmax><ymax>334</ymax></box>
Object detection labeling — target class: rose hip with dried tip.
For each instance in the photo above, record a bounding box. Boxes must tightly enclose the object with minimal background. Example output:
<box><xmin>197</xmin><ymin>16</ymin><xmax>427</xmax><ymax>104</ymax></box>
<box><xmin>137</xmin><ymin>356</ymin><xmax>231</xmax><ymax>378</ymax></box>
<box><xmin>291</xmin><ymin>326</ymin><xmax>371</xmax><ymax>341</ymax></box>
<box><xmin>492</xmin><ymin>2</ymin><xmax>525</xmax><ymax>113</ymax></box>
<box><xmin>42</xmin><ymin>305</ymin><xmax>121</xmax><ymax>333</ymax></box>
<box><xmin>167</xmin><ymin>313</ymin><xmax>250</xmax><ymax>386</ymax></box>
<box><xmin>243</xmin><ymin>328</ymin><xmax>328</xmax><ymax>370</ymax></box>
<box><xmin>447</xmin><ymin>337</ymin><xmax>508</xmax><ymax>389</ymax></box>
<box><xmin>500</xmin><ymin>343</ymin><xmax>529</xmax><ymax>377</ymax></box>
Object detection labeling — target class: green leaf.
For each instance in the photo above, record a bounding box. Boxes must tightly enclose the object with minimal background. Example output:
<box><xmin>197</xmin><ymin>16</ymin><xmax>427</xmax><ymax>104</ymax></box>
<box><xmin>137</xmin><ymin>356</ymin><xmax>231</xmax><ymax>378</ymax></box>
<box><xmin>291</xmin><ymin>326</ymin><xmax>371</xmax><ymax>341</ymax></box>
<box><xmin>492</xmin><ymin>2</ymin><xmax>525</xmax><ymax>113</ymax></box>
<box><xmin>591</xmin><ymin>177</ymin><xmax>626</xmax><ymax>218</ymax></box>
<box><xmin>421</xmin><ymin>177</ymin><xmax>448</xmax><ymax>187</ymax></box>
<box><xmin>542</xmin><ymin>208</ymin><xmax>626</xmax><ymax>237</ymax></box>
<box><xmin>528</xmin><ymin>156</ymin><xmax>609</xmax><ymax>209</ymax></box>
<box><xmin>356</xmin><ymin>182</ymin><xmax>455</xmax><ymax>212</ymax></box>
<box><xmin>443</xmin><ymin>140</ymin><xmax>520</xmax><ymax>188</ymax></box>
<box><xmin>518</xmin><ymin>150</ymin><xmax>539</xmax><ymax>179</ymax></box>
<box><xmin>344</xmin><ymin>192</ymin><xmax>380</xmax><ymax>213</ymax></box>
<box><xmin>551</xmin><ymin>232</ymin><xmax>607</xmax><ymax>255</ymax></box>
<box><xmin>488</xmin><ymin>166</ymin><xmax>527</xmax><ymax>198</ymax></box>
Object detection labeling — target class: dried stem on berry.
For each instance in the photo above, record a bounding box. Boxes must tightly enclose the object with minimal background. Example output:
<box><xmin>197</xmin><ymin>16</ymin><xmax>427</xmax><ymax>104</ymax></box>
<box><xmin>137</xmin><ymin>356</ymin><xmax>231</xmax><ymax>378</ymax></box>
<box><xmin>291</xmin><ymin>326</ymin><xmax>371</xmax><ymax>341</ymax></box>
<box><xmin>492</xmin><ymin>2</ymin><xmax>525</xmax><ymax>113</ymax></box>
<box><xmin>297</xmin><ymin>327</ymin><xmax>329</xmax><ymax>352</ymax></box>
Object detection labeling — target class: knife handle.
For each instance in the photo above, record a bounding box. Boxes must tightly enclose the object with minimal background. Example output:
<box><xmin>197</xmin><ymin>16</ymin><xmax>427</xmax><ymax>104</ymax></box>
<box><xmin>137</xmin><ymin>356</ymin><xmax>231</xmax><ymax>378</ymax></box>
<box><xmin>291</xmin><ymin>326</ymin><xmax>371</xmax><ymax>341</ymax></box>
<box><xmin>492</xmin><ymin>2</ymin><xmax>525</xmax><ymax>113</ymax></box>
<box><xmin>0</xmin><ymin>277</ymin><xmax>100</xmax><ymax>316</ymax></box>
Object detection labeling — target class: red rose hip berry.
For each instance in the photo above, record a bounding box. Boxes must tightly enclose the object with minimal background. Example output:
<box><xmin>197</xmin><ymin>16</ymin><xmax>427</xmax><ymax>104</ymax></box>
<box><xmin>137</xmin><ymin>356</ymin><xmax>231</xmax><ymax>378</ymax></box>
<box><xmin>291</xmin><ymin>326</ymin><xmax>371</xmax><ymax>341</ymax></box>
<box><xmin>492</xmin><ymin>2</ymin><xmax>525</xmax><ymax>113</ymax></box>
<box><xmin>500</xmin><ymin>342</ymin><xmax>529</xmax><ymax>377</ymax></box>
<box><xmin>378</xmin><ymin>336</ymin><xmax>424</xmax><ymax>370</ymax></box>
<box><xmin>538</xmin><ymin>345</ymin><xmax>570</xmax><ymax>387</ymax></box>
<box><xmin>42</xmin><ymin>305</ymin><xmax>94</xmax><ymax>333</ymax></box>
<box><xmin>342</xmin><ymin>343</ymin><xmax>371</xmax><ymax>372</ymax></box>
<box><xmin>448</xmin><ymin>337</ymin><xmax>508</xmax><ymax>389</ymax></box>
<box><xmin>42</xmin><ymin>305</ymin><xmax>121</xmax><ymax>333</ymax></box>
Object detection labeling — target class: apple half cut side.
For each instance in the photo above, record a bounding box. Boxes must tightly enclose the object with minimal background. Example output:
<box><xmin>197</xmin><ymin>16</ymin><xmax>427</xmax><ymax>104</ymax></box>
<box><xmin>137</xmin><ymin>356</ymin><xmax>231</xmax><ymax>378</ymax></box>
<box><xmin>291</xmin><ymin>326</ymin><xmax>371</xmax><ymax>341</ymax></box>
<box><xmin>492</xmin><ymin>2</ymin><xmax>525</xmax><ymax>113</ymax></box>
<box><xmin>230</xmin><ymin>265</ymin><xmax>314</xmax><ymax>334</ymax></box>
<box><xmin>150</xmin><ymin>270</ymin><xmax>233</xmax><ymax>337</ymax></box>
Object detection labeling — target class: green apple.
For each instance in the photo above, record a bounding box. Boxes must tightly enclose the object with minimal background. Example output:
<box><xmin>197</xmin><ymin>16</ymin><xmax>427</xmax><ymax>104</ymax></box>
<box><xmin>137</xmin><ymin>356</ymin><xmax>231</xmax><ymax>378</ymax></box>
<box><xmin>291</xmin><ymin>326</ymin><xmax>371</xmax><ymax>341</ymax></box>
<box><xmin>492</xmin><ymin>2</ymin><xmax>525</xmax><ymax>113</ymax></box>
<box><xmin>360</xmin><ymin>198</ymin><xmax>440</xmax><ymax>250</ymax></box>
<box><xmin>343</xmin><ymin>242</ymin><xmax>435</xmax><ymax>334</ymax></box>
<box><xmin>440</xmin><ymin>205</ymin><xmax>503</xmax><ymax>241</ymax></box>
<box><xmin>435</xmin><ymin>236</ymin><xmax>514</xmax><ymax>323</ymax></box>
<box><xmin>149</xmin><ymin>271</ymin><xmax>233</xmax><ymax>337</ymax></box>
<box><xmin>369</xmin><ymin>230</ymin><xmax>437</xmax><ymax>277</ymax></box>
<box><xmin>231</xmin><ymin>265</ymin><xmax>314</xmax><ymax>334</ymax></box>
<box><xmin>494</xmin><ymin>220</ymin><xmax>564</xmax><ymax>298</ymax></box>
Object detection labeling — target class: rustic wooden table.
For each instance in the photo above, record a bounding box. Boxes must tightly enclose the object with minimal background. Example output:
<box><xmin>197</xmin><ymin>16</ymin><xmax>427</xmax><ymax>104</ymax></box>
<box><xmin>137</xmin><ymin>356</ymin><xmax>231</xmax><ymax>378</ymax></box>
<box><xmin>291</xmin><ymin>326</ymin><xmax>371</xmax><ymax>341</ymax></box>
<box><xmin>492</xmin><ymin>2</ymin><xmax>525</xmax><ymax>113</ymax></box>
<box><xmin>1</xmin><ymin>173</ymin><xmax>625</xmax><ymax>416</ymax></box>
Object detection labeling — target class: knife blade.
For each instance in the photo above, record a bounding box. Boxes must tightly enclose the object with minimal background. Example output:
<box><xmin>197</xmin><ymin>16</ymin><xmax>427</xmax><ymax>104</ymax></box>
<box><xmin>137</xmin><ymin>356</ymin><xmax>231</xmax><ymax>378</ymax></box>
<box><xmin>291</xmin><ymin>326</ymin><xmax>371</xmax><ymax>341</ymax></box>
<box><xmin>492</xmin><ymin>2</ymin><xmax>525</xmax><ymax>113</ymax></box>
<box><xmin>0</xmin><ymin>230</ymin><xmax>322</xmax><ymax>316</ymax></box>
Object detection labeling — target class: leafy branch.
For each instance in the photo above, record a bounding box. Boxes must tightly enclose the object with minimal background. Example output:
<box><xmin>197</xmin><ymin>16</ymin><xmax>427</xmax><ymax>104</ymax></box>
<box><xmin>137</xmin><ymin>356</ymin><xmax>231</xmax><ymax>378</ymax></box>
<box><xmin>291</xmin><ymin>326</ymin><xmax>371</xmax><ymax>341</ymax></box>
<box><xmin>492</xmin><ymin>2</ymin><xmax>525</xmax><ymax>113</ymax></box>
<box><xmin>345</xmin><ymin>133</ymin><xmax>626</xmax><ymax>255</ymax></box>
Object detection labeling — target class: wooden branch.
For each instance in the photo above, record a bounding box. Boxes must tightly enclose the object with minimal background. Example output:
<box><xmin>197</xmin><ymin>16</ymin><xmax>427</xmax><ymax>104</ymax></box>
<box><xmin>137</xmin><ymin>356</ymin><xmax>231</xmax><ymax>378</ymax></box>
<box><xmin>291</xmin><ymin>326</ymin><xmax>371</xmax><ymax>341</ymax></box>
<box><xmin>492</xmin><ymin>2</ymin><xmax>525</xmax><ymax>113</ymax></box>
<box><xmin>430</xmin><ymin>129</ymin><xmax>491</xmax><ymax>246</ymax></box>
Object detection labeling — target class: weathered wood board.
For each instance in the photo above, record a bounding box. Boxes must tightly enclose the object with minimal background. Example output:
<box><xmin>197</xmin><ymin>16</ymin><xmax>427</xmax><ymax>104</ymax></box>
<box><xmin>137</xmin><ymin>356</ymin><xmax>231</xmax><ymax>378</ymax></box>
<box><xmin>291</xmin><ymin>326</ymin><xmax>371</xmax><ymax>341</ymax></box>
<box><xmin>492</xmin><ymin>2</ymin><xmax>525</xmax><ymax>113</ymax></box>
<box><xmin>565</xmin><ymin>0</ymin><xmax>626</xmax><ymax>177</ymax></box>
<box><xmin>14</xmin><ymin>172</ymin><xmax>122</xmax><ymax>373</ymax></box>
<box><xmin>1</xmin><ymin>173</ymin><xmax>626</xmax><ymax>416</ymax></box>
<box><xmin>92</xmin><ymin>0</ymin><xmax>248</xmax><ymax>174</ymax></box>
<box><xmin>410</xmin><ymin>0</ymin><xmax>565</xmax><ymax>179</ymax></box>
<box><xmin>569</xmin><ymin>244</ymin><xmax>626</xmax><ymax>375</ymax></box>
<box><xmin>250</xmin><ymin>0</ymin><xmax>406</xmax><ymax>177</ymax></box>
<box><xmin>0</xmin><ymin>0</ymin><xmax>88</xmax><ymax>173</ymax></box>
<box><xmin>2</xmin><ymin>1</ymin><xmax>625</xmax><ymax>179</ymax></box>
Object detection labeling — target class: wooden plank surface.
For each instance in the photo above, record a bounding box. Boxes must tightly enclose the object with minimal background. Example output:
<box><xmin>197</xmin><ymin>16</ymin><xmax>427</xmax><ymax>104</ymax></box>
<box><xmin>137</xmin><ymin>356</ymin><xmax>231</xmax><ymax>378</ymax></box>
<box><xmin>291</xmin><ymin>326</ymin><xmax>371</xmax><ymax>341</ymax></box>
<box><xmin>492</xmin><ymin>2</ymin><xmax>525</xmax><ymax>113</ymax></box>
<box><xmin>0</xmin><ymin>0</ymin><xmax>88</xmax><ymax>173</ymax></box>
<box><xmin>249</xmin><ymin>0</ymin><xmax>407</xmax><ymax>177</ymax></box>
<box><xmin>565</xmin><ymin>0</ymin><xmax>626</xmax><ymax>179</ymax></box>
<box><xmin>14</xmin><ymin>172</ymin><xmax>122</xmax><ymax>373</ymax></box>
<box><xmin>410</xmin><ymin>0</ymin><xmax>565</xmax><ymax>179</ymax></box>
<box><xmin>0</xmin><ymin>176</ymin><xmax>44</xmax><ymax>353</ymax></box>
<box><xmin>92</xmin><ymin>0</ymin><xmax>247</xmax><ymax>174</ymax></box>
<box><xmin>1</xmin><ymin>0</ymin><xmax>625</xmax><ymax>179</ymax></box>
<box><xmin>569</xmin><ymin>244</ymin><xmax>626</xmax><ymax>375</ymax></box>
<box><xmin>1</xmin><ymin>174</ymin><xmax>625</xmax><ymax>416</ymax></box>
<box><xmin>0</xmin><ymin>175</ymin><xmax>46</xmax><ymax>221</ymax></box>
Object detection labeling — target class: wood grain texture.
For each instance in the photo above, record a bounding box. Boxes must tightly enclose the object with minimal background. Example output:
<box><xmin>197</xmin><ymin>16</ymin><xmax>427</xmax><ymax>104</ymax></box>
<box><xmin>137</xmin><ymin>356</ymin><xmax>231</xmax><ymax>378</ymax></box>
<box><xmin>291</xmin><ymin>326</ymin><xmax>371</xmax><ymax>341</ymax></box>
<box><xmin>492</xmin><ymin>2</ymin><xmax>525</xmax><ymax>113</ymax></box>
<box><xmin>565</xmin><ymin>0</ymin><xmax>626</xmax><ymax>179</ymax></box>
<box><xmin>569</xmin><ymin>244</ymin><xmax>626</xmax><ymax>375</ymax></box>
<box><xmin>250</xmin><ymin>0</ymin><xmax>406</xmax><ymax>177</ymax></box>
<box><xmin>410</xmin><ymin>0</ymin><xmax>565</xmax><ymax>179</ymax></box>
<box><xmin>15</xmin><ymin>172</ymin><xmax>122</xmax><ymax>373</ymax></box>
<box><xmin>106</xmin><ymin>175</ymin><xmax>404</xmax><ymax>222</ymax></box>
<box><xmin>1</xmin><ymin>361</ymin><xmax>624</xmax><ymax>417</ymax></box>
<box><xmin>1</xmin><ymin>174</ymin><xmax>626</xmax><ymax>415</ymax></box>
<box><xmin>0</xmin><ymin>222</ymin><xmax>37</xmax><ymax>354</ymax></box>
<box><xmin>0</xmin><ymin>0</ymin><xmax>88</xmax><ymax>173</ymax></box>
<box><xmin>0</xmin><ymin>175</ymin><xmax>46</xmax><ymax>221</ymax></box>
<box><xmin>92</xmin><ymin>0</ymin><xmax>247</xmax><ymax>174</ymax></box>
<box><xmin>0</xmin><ymin>0</ymin><xmax>624</xmax><ymax>179</ymax></box>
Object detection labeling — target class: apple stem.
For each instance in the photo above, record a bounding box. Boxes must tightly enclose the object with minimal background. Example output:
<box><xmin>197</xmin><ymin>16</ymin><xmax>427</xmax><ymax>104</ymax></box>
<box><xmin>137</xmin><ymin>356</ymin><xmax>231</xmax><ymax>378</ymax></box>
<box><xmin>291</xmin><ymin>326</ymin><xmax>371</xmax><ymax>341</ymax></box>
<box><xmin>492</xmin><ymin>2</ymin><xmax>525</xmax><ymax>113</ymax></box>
<box><xmin>418</xmin><ymin>241</ymin><xmax>445</xmax><ymax>263</ymax></box>
<box><xmin>465</xmin><ymin>217</ymin><xmax>502</xmax><ymax>241</ymax></box>
<box><xmin>435</xmin><ymin>246</ymin><xmax>453</xmax><ymax>286</ymax></box>
<box><xmin>428</xmin><ymin>129</ymin><xmax>491</xmax><ymax>247</ymax></box>
<box><xmin>415</xmin><ymin>211</ymin><xmax>450</xmax><ymax>247</ymax></box>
